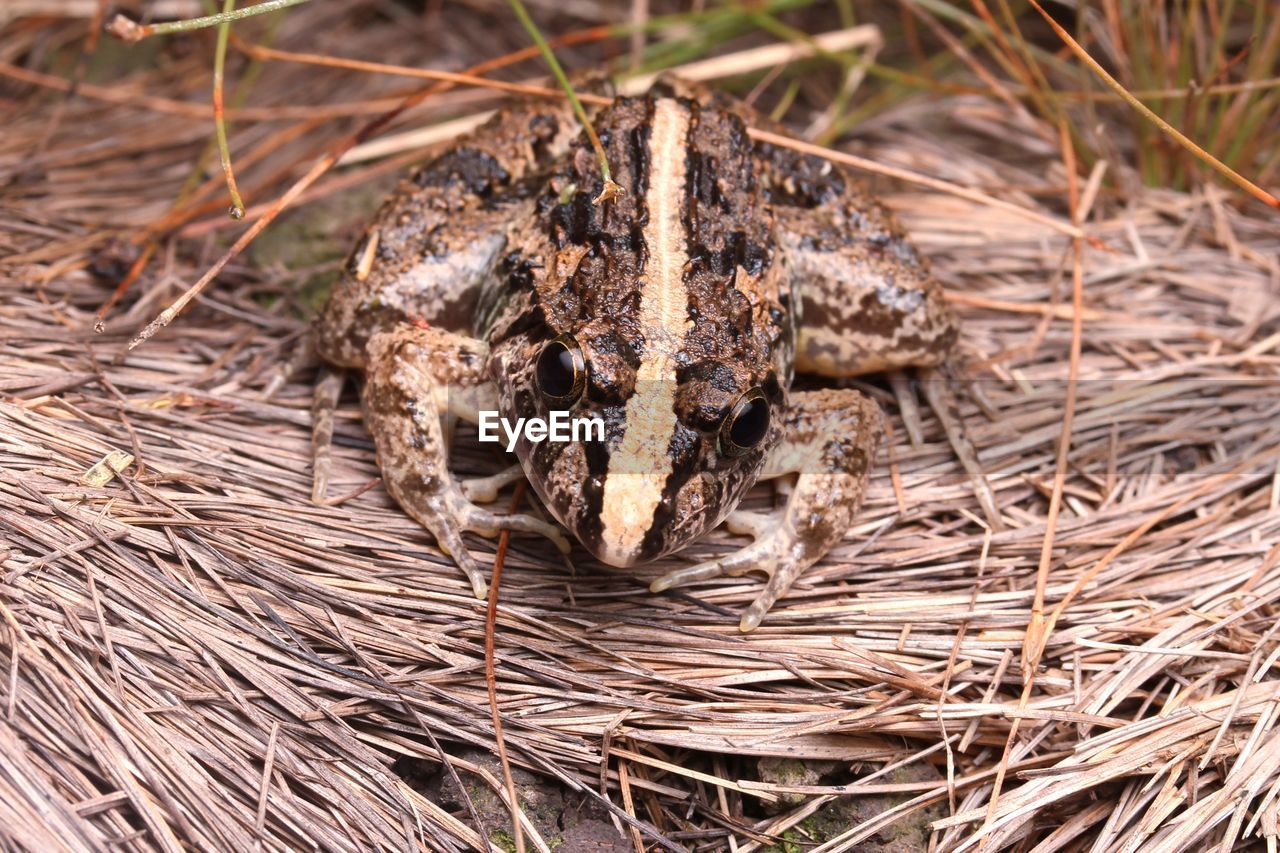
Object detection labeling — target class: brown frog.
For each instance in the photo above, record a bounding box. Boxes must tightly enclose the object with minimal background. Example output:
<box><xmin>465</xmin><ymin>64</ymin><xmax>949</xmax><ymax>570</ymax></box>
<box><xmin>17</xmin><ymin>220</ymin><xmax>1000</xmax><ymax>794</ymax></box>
<box><xmin>316</xmin><ymin>79</ymin><xmax>956</xmax><ymax>631</ymax></box>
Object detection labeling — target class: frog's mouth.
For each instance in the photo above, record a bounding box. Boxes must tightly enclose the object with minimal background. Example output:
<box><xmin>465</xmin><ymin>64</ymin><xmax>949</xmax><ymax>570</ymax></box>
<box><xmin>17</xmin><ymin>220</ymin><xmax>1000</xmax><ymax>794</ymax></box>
<box><xmin>527</xmin><ymin>462</ymin><xmax>709</xmax><ymax>570</ymax></box>
<box><xmin>586</xmin><ymin>455</ymin><xmax>747</xmax><ymax>570</ymax></box>
<box><xmin>592</xmin><ymin>471</ymin><xmax>679</xmax><ymax>567</ymax></box>
<box><xmin>516</xmin><ymin>437</ymin><xmax>728</xmax><ymax>571</ymax></box>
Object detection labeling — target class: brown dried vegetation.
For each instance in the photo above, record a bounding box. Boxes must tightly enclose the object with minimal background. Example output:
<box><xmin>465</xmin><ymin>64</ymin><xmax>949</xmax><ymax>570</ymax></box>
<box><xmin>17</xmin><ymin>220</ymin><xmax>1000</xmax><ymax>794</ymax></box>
<box><xmin>1</xmin><ymin>2</ymin><xmax>1278</xmax><ymax>850</ymax></box>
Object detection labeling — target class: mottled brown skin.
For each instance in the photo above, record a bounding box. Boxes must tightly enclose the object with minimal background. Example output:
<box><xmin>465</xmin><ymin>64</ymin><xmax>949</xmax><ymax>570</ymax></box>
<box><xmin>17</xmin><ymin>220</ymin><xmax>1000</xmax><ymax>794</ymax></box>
<box><xmin>315</xmin><ymin>79</ymin><xmax>957</xmax><ymax>631</ymax></box>
<box><xmin>360</xmin><ymin>326</ymin><xmax>569</xmax><ymax>597</ymax></box>
<box><xmin>315</xmin><ymin>98</ymin><xmax>583</xmax><ymax>368</ymax></box>
<box><xmin>652</xmin><ymin>388</ymin><xmax>884</xmax><ymax>628</ymax></box>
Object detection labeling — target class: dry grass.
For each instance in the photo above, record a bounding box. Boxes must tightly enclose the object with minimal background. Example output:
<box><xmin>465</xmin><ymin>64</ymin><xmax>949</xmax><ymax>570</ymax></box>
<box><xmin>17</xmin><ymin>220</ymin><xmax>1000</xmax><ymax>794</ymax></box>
<box><xmin>2</xmin><ymin>2</ymin><xmax>1279</xmax><ymax>851</ymax></box>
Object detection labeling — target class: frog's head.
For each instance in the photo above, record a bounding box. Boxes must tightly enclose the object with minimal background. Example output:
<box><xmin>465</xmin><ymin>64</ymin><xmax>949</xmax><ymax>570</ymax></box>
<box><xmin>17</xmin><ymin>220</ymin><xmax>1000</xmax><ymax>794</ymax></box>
<box><xmin>490</xmin><ymin>317</ymin><xmax>785</xmax><ymax>567</ymax></box>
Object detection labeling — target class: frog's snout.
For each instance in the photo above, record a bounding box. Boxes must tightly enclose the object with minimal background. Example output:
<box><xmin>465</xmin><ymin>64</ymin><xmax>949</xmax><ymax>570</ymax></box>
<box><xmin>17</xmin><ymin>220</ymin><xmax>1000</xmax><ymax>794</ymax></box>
<box><xmin>591</xmin><ymin>471</ymin><xmax>671</xmax><ymax>568</ymax></box>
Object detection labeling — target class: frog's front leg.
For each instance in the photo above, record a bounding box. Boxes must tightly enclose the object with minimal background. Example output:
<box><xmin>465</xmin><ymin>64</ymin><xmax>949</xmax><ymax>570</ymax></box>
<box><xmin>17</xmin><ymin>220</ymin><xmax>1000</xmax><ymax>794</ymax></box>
<box><xmin>363</xmin><ymin>324</ymin><xmax>569</xmax><ymax>599</ymax></box>
<box><xmin>652</xmin><ymin>389</ymin><xmax>884</xmax><ymax>632</ymax></box>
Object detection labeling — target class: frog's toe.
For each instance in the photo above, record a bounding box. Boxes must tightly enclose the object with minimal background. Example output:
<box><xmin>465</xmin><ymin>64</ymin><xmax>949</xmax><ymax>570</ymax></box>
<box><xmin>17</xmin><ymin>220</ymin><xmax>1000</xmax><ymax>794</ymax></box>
<box><xmin>461</xmin><ymin>506</ymin><xmax>571</xmax><ymax>555</ymax></box>
<box><xmin>650</xmin><ymin>561</ymin><xmax>725</xmax><ymax>592</ymax></box>
<box><xmin>651</xmin><ymin>517</ymin><xmax>779</xmax><ymax>590</ymax></box>
<box><xmin>722</xmin><ymin>509</ymin><xmax>777</xmax><ymax>539</ymax></box>
<box><xmin>430</xmin><ymin>523</ymin><xmax>490</xmax><ymax>599</ymax></box>
<box><xmin>652</xmin><ymin>535</ymin><xmax>777</xmax><ymax>588</ymax></box>
<box><xmin>652</xmin><ymin>523</ymin><xmax>805</xmax><ymax>632</ymax></box>
<box><xmin>435</xmin><ymin>509</ymin><xmax>569</xmax><ymax>599</ymax></box>
<box><xmin>739</xmin><ymin>568</ymin><xmax>798</xmax><ymax>633</ymax></box>
<box><xmin>459</xmin><ymin>464</ymin><xmax>527</xmax><ymax>504</ymax></box>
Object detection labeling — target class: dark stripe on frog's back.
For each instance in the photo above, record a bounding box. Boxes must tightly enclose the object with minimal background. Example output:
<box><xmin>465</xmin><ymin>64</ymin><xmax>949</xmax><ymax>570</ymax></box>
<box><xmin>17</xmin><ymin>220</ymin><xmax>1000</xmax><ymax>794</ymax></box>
<box><xmin>552</xmin><ymin>97</ymin><xmax>661</xmax><ymax>539</ymax></box>
<box><xmin>538</xmin><ymin>96</ymin><xmax>656</xmax><ymax>331</ymax></box>
<box><xmin>489</xmin><ymin>96</ymin><xmax>664</xmax><ymax>550</ymax></box>
<box><xmin>678</xmin><ymin>98</ymin><xmax>780</xmax><ymax>369</ymax></box>
<box><xmin>515</xmin><ymin>93</ymin><xmax>781</xmax><ymax>352</ymax></box>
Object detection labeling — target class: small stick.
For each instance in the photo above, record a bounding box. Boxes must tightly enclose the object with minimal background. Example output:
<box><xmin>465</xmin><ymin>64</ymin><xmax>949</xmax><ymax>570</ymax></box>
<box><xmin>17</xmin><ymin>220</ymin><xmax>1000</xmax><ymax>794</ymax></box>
<box><xmin>982</xmin><ymin>113</ymin><xmax>1087</xmax><ymax>836</ymax></box>
<box><xmin>254</xmin><ymin>721</ymin><xmax>280</xmax><ymax>834</ymax></box>
<box><xmin>107</xmin><ymin>0</ymin><xmax>311</xmax><ymax>43</ymax></box>
<box><xmin>239</xmin><ymin>43</ymin><xmax>588</xmax><ymax>102</ymax></box>
<box><xmin>487</xmin><ymin>482</ymin><xmax>528</xmax><ymax>853</ymax></box>
<box><xmin>212</xmin><ymin>0</ymin><xmax>246</xmax><ymax>219</ymax></box>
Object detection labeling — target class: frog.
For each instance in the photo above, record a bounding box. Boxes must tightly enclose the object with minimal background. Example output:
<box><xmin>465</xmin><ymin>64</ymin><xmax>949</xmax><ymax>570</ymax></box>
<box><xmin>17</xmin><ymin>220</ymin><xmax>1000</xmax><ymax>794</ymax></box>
<box><xmin>315</xmin><ymin>78</ymin><xmax>957</xmax><ymax>632</ymax></box>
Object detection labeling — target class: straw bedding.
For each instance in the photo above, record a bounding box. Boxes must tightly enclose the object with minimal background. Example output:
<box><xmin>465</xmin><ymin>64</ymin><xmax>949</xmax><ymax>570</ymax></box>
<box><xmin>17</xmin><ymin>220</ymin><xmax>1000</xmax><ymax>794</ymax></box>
<box><xmin>1</xmin><ymin>3</ymin><xmax>1278</xmax><ymax>851</ymax></box>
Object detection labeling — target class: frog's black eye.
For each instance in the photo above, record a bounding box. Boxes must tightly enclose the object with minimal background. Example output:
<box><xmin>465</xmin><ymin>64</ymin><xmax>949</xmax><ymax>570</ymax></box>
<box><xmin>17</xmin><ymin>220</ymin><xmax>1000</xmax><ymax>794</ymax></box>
<box><xmin>720</xmin><ymin>389</ymin><xmax>770</xmax><ymax>456</ymax></box>
<box><xmin>536</xmin><ymin>334</ymin><xmax>586</xmax><ymax>407</ymax></box>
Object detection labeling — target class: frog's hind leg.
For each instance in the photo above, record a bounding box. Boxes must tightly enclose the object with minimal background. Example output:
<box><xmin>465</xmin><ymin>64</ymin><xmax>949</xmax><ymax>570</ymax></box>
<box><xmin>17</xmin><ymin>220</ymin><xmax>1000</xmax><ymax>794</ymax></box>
<box><xmin>364</xmin><ymin>324</ymin><xmax>569</xmax><ymax>599</ymax></box>
<box><xmin>310</xmin><ymin>365</ymin><xmax>347</xmax><ymax>504</ymax></box>
<box><xmin>315</xmin><ymin>97</ymin><xmax>583</xmax><ymax>369</ymax></box>
<box><xmin>771</xmin><ymin>174</ymin><xmax>957</xmax><ymax>376</ymax></box>
<box><xmin>771</xmin><ymin>162</ymin><xmax>1000</xmax><ymax>529</ymax></box>
<box><xmin>653</xmin><ymin>389</ymin><xmax>884</xmax><ymax>632</ymax></box>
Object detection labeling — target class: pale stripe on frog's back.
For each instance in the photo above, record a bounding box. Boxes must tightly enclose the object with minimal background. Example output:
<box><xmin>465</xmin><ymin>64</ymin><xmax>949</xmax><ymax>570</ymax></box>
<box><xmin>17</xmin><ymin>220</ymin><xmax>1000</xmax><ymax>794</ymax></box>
<box><xmin>597</xmin><ymin>98</ymin><xmax>692</xmax><ymax>566</ymax></box>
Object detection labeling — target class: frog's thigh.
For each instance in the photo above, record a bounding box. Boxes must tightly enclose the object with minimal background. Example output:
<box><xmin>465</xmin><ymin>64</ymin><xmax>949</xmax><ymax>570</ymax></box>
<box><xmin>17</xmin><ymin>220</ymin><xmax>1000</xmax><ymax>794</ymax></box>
<box><xmin>363</xmin><ymin>324</ymin><xmax>567</xmax><ymax>598</ymax></box>
<box><xmin>653</xmin><ymin>389</ymin><xmax>884</xmax><ymax>632</ymax></box>
<box><xmin>776</xmin><ymin>193</ymin><xmax>957</xmax><ymax>378</ymax></box>
<box><xmin>316</xmin><ymin>98</ymin><xmax>581</xmax><ymax>368</ymax></box>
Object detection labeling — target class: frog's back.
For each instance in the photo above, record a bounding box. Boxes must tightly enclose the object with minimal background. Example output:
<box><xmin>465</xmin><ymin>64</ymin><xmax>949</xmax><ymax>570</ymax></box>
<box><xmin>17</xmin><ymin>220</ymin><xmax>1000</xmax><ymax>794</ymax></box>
<box><xmin>487</xmin><ymin>91</ymin><xmax>793</xmax><ymax>388</ymax></box>
<box><xmin>486</xmin><ymin>91</ymin><xmax>795</xmax><ymax>566</ymax></box>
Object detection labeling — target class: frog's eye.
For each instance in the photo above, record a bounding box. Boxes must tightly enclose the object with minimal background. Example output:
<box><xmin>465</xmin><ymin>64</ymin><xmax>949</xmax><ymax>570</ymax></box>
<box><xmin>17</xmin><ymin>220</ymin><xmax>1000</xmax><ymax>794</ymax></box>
<box><xmin>536</xmin><ymin>334</ymin><xmax>586</xmax><ymax>407</ymax></box>
<box><xmin>720</xmin><ymin>388</ymin><xmax>770</xmax><ymax>456</ymax></box>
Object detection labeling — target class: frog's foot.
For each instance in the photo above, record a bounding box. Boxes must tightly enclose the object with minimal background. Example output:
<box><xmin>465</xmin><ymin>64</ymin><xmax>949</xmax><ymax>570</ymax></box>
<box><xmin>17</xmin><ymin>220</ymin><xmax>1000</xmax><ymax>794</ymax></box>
<box><xmin>917</xmin><ymin>365</ymin><xmax>1004</xmax><ymax>532</ymax></box>
<box><xmin>459</xmin><ymin>464</ymin><xmax>527</xmax><ymax>504</ymax></box>
<box><xmin>652</xmin><ymin>511</ymin><xmax>810</xmax><ymax>633</ymax></box>
<box><xmin>424</xmin><ymin>487</ymin><xmax>570</xmax><ymax>598</ymax></box>
<box><xmin>653</xmin><ymin>389</ymin><xmax>884</xmax><ymax>633</ymax></box>
<box><xmin>722</xmin><ymin>509</ymin><xmax>775</xmax><ymax>539</ymax></box>
<box><xmin>457</xmin><ymin>500</ymin><xmax>570</xmax><ymax>555</ymax></box>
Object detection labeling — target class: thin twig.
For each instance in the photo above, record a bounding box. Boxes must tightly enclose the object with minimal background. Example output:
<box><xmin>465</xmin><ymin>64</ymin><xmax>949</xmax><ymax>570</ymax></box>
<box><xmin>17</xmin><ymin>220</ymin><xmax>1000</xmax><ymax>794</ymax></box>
<box><xmin>487</xmin><ymin>482</ymin><xmax>528</xmax><ymax>853</ymax></box>
<box><xmin>1026</xmin><ymin>0</ymin><xmax>1279</xmax><ymax>209</ymax></box>
<box><xmin>212</xmin><ymin>0</ymin><xmax>245</xmax><ymax>219</ymax></box>
<box><xmin>107</xmin><ymin>0</ymin><xmax>311</xmax><ymax>43</ymax></box>
<box><xmin>983</xmin><ymin>114</ymin><xmax>1087</xmax><ymax>833</ymax></box>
